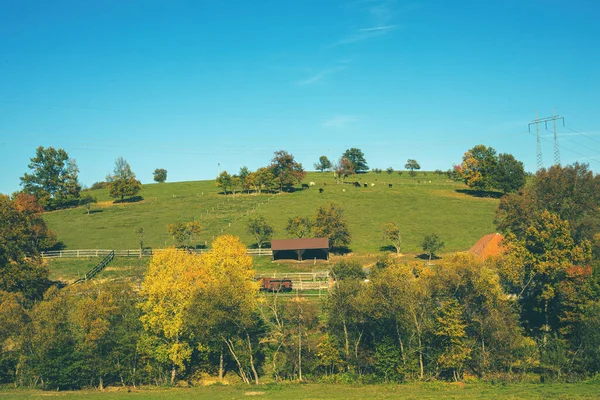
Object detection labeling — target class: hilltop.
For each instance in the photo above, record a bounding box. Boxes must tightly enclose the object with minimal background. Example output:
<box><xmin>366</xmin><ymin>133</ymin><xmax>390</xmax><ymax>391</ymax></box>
<box><xmin>43</xmin><ymin>171</ymin><xmax>499</xmax><ymax>254</ymax></box>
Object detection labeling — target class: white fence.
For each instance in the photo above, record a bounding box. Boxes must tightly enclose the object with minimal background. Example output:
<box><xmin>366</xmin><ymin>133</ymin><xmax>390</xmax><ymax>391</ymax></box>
<box><xmin>41</xmin><ymin>248</ymin><xmax>273</xmax><ymax>258</ymax></box>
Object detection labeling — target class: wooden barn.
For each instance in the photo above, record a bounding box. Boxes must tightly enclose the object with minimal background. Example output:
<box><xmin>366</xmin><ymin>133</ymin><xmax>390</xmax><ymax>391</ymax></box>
<box><xmin>468</xmin><ymin>233</ymin><xmax>504</xmax><ymax>260</ymax></box>
<box><xmin>271</xmin><ymin>238</ymin><xmax>329</xmax><ymax>262</ymax></box>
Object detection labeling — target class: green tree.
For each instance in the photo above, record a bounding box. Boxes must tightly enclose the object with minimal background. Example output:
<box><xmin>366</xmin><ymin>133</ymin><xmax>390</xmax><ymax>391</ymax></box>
<box><xmin>459</xmin><ymin>145</ymin><xmax>498</xmax><ymax>192</ymax></box>
<box><xmin>216</xmin><ymin>171</ymin><xmax>232</xmax><ymax>194</ymax></box>
<box><xmin>269</xmin><ymin>150</ymin><xmax>306</xmax><ymax>191</ymax></box>
<box><xmin>493</xmin><ymin>153</ymin><xmax>526</xmax><ymax>193</ymax></box>
<box><xmin>239</xmin><ymin>166</ymin><xmax>251</xmax><ymax>193</ymax></box>
<box><xmin>78</xmin><ymin>194</ymin><xmax>97</xmax><ymax>215</ymax></box>
<box><xmin>382</xmin><ymin>222</ymin><xmax>402</xmax><ymax>254</ymax></box>
<box><xmin>421</xmin><ymin>233</ymin><xmax>444</xmax><ymax>262</ymax></box>
<box><xmin>386</xmin><ymin>167</ymin><xmax>394</xmax><ymax>175</ymax></box>
<box><xmin>246</xmin><ymin>216</ymin><xmax>274</xmax><ymax>249</ymax></box>
<box><xmin>106</xmin><ymin>157</ymin><xmax>142</xmax><ymax>201</ymax></box>
<box><xmin>314</xmin><ymin>155</ymin><xmax>332</xmax><ymax>172</ymax></box>
<box><xmin>153</xmin><ymin>168</ymin><xmax>167</xmax><ymax>183</ymax></box>
<box><xmin>285</xmin><ymin>216</ymin><xmax>312</xmax><ymax>238</ymax></box>
<box><xmin>404</xmin><ymin>159</ymin><xmax>421</xmax><ymax>179</ymax></box>
<box><xmin>342</xmin><ymin>148</ymin><xmax>369</xmax><ymax>172</ymax></box>
<box><xmin>251</xmin><ymin>167</ymin><xmax>276</xmax><ymax>194</ymax></box>
<box><xmin>167</xmin><ymin>221</ymin><xmax>202</xmax><ymax>249</ymax></box>
<box><xmin>313</xmin><ymin>202</ymin><xmax>351</xmax><ymax>250</ymax></box>
<box><xmin>434</xmin><ymin>299</ymin><xmax>471</xmax><ymax>381</ymax></box>
<box><xmin>20</xmin><ymin>146</ymin><xmax>81</xmax><ymax>210</ymax></box>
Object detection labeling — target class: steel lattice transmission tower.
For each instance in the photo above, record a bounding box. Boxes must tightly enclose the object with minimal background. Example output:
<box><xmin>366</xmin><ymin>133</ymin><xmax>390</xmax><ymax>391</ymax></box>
<box><xmin>528</xmin><ymin>111</ymin><xmax>565</xmax><ymax>169</ymax></box>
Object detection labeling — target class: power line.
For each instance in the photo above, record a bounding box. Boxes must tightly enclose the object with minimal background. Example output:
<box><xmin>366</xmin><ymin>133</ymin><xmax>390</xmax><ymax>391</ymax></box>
<box><xmin>528</xmin><ymin>111</ymin><xmax>564</xmax><ymax>168</ymax></box>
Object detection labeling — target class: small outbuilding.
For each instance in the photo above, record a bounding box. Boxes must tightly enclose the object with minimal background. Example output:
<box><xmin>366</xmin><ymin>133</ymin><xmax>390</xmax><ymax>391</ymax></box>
<box><xmin>271</xmin><ymin>238</ymin><xmax>329</xmax><ymax>262</ymax></box>
<box><xmin>468</xmin><ymin>233</ymin><xmax>504</xmax><ymax>260</ymax></box>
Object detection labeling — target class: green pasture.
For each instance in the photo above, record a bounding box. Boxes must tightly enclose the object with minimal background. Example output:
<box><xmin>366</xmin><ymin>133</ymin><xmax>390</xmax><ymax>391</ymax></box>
<box><xmin>44</xmin><ymin>171</ymin><xmax>499</xmax><ymax>254</ymax></box>
<box><xmin>1</xmin><ymin>382</ymin><xmax>599</xmax><ymax>399</ymax></box>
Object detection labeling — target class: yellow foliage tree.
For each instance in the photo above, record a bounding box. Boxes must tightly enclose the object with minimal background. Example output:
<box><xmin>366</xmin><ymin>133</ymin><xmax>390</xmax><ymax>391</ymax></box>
<box><xmin>139</xmin><ymin>248</ymin><xmax>209</xmax><ymax>384</ymax></box>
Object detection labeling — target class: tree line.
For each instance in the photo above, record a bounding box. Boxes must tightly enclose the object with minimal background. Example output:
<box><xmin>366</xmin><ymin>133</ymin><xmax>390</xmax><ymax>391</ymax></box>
<box><xmin>0</xmin><ymin>162</ymin><xmax>599</xmax><ymax>389</ymax></box>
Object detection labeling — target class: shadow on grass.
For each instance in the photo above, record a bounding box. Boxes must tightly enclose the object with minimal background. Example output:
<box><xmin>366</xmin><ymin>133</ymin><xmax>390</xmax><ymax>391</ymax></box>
<box><xmin>85</xmin><ymin>209</ymin><xmax>103</xmax><ymax>215</ymax></box>
<box><xmin>455</xmin><ymin>189</ymin><xmax>503</xmax><ymax>199</ymax></box>
<box><xmin>45</xmin><ymin>241</ymin><xmax>67</xmax><ymax>251</ymax></box>
<box><xmin>415</xmin><ymin>253</ymin><xmax>441</xmax><ymax>260</ymax></box>
<box><xmin>379</xmin><ymin>245</ymin><xmax>398</xmax><ymax>253</ymax></box>
<box><xmin>114</xmin><ymin>196</ymin><xmax>144</xmax><ymax>204</ymax></box>
<box><xmin>331</xmin><ymin>246</ymin><xmax>351</xmax><ymax>255</ymax></box>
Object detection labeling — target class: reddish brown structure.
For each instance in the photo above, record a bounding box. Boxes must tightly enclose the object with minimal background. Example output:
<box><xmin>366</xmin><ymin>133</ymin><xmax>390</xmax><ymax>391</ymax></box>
<box><xmin>468</xmin><ymin>233</ymin><xmax>504</xmax><ymax>260</ymax></box>
<box><xmin>271</xmin><ymin>238</ymin><xmax>329</xmax><ymax>262</ymax></box>
<box><xmin>258</xmin><ymin>277</ymin><xmax>293</xmax><ymax>292</ymax></box>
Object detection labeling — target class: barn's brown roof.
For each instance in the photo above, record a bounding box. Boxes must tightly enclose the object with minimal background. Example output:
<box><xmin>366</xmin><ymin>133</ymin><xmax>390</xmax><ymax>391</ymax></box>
<box><xmin>271</xmin><ymin>238</ymin><xmax>329</xmax><ymax>251</ymax></box>
<box><xmin>468</xmin><ymin>233</ymin><xmax>504</xmax><ymax>260</ymax></box>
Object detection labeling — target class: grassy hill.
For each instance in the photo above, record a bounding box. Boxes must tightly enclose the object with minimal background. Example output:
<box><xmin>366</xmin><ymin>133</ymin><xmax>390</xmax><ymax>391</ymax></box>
<box><xmin>43</xmin><ymin>171</ymin><xmax>500</xmax><ymax>254</ymax></box>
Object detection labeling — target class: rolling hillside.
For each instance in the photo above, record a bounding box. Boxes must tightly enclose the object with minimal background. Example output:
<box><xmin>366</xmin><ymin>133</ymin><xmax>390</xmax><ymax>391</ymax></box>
<box><xmin>43</xmin><ymin>171</ymin><xmax>500</xmax><ymax>254</ymax></box>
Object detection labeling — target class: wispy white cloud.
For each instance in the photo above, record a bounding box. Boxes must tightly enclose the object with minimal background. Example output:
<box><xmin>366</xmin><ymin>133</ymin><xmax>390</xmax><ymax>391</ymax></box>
<box><xmin>334</xmin><ymin>24</ymin><xmax>398</xmax><ymax>46</ymax></box>
<box><xmin>322</xmin><ymin>115</ymin><xmax>359</xmax><ymax>128</ymax></box>
<box><xmin>297</xmin><ymin>66</ymin><xmax>345</xmax><ymax>85</ymax></box>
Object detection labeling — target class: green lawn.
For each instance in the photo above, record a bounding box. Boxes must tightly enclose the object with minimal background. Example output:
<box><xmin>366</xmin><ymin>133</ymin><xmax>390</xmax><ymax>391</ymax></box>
<box><xmin>44</xmin><ymin>172</ymin><xmax>499</xmax><ymax>254</ymax></box>
<box><xmin>1</xmin><ymin>382</ymin><xmax>599</xmax><ymax>399</ymax></box>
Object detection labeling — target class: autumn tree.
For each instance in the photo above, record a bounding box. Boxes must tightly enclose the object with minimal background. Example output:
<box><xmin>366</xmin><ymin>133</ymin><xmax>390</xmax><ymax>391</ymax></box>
<box><xmin>382</xmin><ymin>222</ymin><xmax>402</xmax><ymax>254</ymax></box>
<box><xmin>153</xmin><ymin>168</ymin><xmax>167</xmax><ymax>183</ymax></box>
<box><xmin>139</xmin><ymin>248</ymin><xmax>208</xmax><ymax>384</ymax></box>
<box><xmin>246</xmin><ymin>216</ymin><xmax>274</xmax><ymax>249</ymax></box>
<box><xmin>499</xmin><ymin>210</ymin><xmax>591</xmax><ymax>338</ymax></box>
<box><xmin>496</xmin><ymin>162</ymin><xmax>600</xmax><ymax>247</ymax></box>
<box><xmin>269</xmin><ymin>150</ymin><xmax>306</xmax><ymax>191</ymax></box>
<box><xmin>0</xmin><ymin>193</ymin><xmax>54</xmax><ymax>300</ymax></box>
<box><xmin>459</xmin><ymin>145</ymin><xmax>498</xmax><ymax>192</ymax></box>
<box><xmin>314</xmin><ymin>155</ymin><xmax>332</xmax><ymax>172</ymax></box>
<box><xmin>286</xmin><ymin>216</ymin><xmax>313</xmax><ymax>238</ymax></box>
<box><xmin>251</xmin><ymin>167</ymin><xmax>276</xmax><ymax>194</ymax></box>
<box><xmin>190</xmin><ymin>235</ymin><xmax>263</xmax><ymax>384</ymax></box>
<box><xmin>342</xmin><ymin>148</ymin><xmax>369</xmax><ymax>172</ymax></box>
<box><xmin>404</xmin><ymin>159</ymin><xmax>421</xmax><ymax>179</ymax></box>
<box><xmin>106</xmin><ymin>157</ymin><xmax>142</xmax><ymax>201</ymax></box>
<box><xmin>20</xmin><ymin>146</ymin><xmax>81</xmax><ymax>210</ymax></box>
<box><xmin>334</xmin><ymin>157</ymin><xmax>355</xmax><ymax>182</ymax></box>
<box><xmin>313</xmin><ymin>202</ymin><xmax>351</xmax><ymax>251</ymax></box>
<box><xmin>433</xmin><ymin>299</ymin><xmax>471</xmax><ymax>381</ymax></box>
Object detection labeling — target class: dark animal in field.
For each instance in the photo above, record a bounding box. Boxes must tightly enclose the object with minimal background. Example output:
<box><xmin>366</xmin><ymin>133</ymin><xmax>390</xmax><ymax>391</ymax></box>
<box><xmin>319</xmin><ymin>188</ymin><xmax>324</xmax><ymax>193</ymax></box>
<box><xmin>364</xmin><ymin>183</ymin><xmax>367</xmax><ymax>187</ymax></box>
<box><xmin>302</xmin><ymin>183</ymin><xmax>309</xmax><ymax>189</ymax></box>
<box><xmin>389</xmin><ymin>184</ymin><xmax>393</xmax><ymax>188</ymax></box>
<box><xmin>353</xmin><ymin>182</ymin><xmax>360</xmax><ymax>187</ymax></box>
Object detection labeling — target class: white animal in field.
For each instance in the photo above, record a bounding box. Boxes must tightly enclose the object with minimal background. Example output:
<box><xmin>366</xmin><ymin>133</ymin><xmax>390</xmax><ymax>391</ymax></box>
<box><xmin>342</xmin><ymin>189</ymin><xmax>345</xmax><ymax>192</ymax></box>
<box><xmin>371</xmin><ymin>183</ymin><xmax>375</xmax><ymax>187</ymax></box>
<box><xmin>309</xmin><ymin>182</ymin><xmax>315</xmax><ymax>186</ymax></box>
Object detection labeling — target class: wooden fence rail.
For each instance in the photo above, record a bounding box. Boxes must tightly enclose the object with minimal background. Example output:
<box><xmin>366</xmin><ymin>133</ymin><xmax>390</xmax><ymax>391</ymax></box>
<box><xmin>41</xmin><ymin>248</ymin><xmax>273</xmax><ymax>258</ymax></box>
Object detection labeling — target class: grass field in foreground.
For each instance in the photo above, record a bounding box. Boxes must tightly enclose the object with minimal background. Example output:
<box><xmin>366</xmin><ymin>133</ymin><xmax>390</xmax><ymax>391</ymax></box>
<box><xmin>44</xmin><ymin>171</ymin><xmax>500</xmax><ymax>254</ymax></box>
<box><xmin>1</xmin><ymin>382</ymin><xmax>599</xmax><ymax>400</ymax></box>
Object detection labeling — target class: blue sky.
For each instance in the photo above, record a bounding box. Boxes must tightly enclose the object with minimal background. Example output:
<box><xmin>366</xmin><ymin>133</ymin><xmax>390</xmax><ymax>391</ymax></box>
<box><xmin>1</xmin><ymin>0</ymin><xmax>599</xmax><ymax>195</ymax></box>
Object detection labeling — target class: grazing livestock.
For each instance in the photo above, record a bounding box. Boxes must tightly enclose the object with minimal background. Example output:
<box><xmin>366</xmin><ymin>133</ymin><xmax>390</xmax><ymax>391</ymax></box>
<box><xmin>364</xmin><ymin>183</ymin><xmax>368</xmax><ymax>188</ymax></box>
<box><xmin>389</xmin><ymin>184</ymin><xmax>393</xmax><ymax>188</ymax></box>
<box><xmin>371</xmin><ymin>183</ymin><xmax>375</xmax><ymax>187</ymax></box>
<box><xmin>309</xmin><ymin>182</ymin><xmax>315</xmax><ymax>186</ymax></box>
<box><xmin>319</xmin><ymin>188</ymin><xmax>324</xmax><ymax>193</ymax></box>
<box><xmin>302</xmin><ymin>183</ymin><xmax>310</xmax><ymax>189</ymax></box>
<box><xmin>353</xmin><ymin>182</ymin><xmax>360</xmax><ymax>187</ymax></box>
